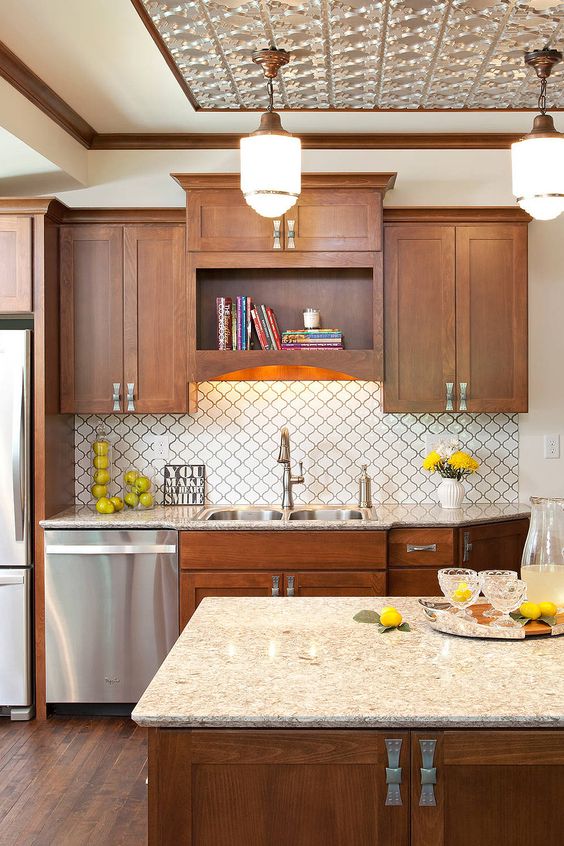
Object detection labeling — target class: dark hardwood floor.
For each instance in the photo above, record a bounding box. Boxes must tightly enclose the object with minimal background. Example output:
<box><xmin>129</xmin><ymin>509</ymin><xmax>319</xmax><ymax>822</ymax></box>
<box><xmin>0</xmin><ymin>717</ymin><xmax>147</xmax><ymax>846</ymax></box>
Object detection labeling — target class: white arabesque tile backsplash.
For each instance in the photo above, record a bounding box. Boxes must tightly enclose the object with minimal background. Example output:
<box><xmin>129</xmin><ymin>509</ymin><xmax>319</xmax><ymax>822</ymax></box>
<box><xmin>74</xmin><ymin>381</ymin><xmax>519</xmax><ymax>507</ymax></box>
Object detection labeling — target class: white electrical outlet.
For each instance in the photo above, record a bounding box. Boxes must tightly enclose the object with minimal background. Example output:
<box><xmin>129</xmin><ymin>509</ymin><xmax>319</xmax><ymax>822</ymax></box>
<box><xmin>146</xmin><ymin>434</ymin><xmax>171</xmax><ymax>462</ymax></box>
<box><xmin>544</xmin><ymin>434</ymin><xmax>560</xmax><ymax>459</ymax></box>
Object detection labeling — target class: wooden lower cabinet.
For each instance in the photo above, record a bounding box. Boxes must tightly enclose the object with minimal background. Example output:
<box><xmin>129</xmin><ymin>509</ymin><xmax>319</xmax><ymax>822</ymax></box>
<box><xmin>459</xmin><ymin>519</ymin><xmax>529</xmax><ymax>571</ymax></box>
<box><xmin>285</xmin><ymin>571</ymin><xmax>386</xmax><ymax>597</ymax></box>
<box><xmin>149</xmin><ymin>729</ymin><xmax>410</xmax><ymax>846</ymax></box>
<box><xmin>148</xmin><ymin>728</ymin><xmax>564</xmax><ymax>846</ymax></box>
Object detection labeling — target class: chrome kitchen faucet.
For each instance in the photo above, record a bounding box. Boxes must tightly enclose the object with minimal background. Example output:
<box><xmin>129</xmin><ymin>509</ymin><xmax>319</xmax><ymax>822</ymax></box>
<box><xmin>277</xmin><ymin>426</ymin><xmax>304</xmax><ymax>509</ymax></box>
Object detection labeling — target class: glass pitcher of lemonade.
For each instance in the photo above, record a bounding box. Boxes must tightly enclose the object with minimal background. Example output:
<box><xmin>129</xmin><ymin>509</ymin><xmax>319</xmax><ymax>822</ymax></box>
<box><xmin>521</xmin><ymin>497</ymin><xmax>564</xmax><ymax>607</ymax></box>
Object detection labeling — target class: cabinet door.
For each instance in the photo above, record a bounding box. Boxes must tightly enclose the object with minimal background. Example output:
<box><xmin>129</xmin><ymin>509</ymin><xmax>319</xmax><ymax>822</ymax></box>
<box><xmin>124</xmin><ymin>226</ymin><xmax>186</xmax><ymax>413</ymax></box>
<box><xmin>411</xmin><ymin>731</ymin><xmax>564</xmax><ymax>846</ymax></box>
<box><xmin>60</xmin><ymin>226</ymin><xmax>124</xmax><ymax>414</ymax></box>
<box><xmin>187</xmin><ymin>190</ymin><xmax>280</xmax><ymax>251</ymax></box>
<box><xmin>285</xmin><ymin>571</ymin><xmax>385</xmax><ymax>597</ymax></box>
<box><xmin>384</xmin><ymin>226</ymin><xmax>456</xmax><ymax>412</ymax></box>
<box><xmin>290</xmin><ymin>189</ymin><xmax>381</xmax><ymax>251</ymax></box>
<box><xmin>458</xmin><ymin>518</ymin><xmax>529</xmax><ymax>572</ymax></box>
<box><xmin>455</xmin><ymin>225</ymin><xmax>528</xmax><ymax>412</ymax></box>
<box><xmin>150</xmin><ymin>729</ymin><xmax>410</xmax><ymax>846</ymax></box>
<box><xmin>388</xmin><ymin>568</ymin><xmax>441</xmax><ymax>597</ymax></box>
<box><xmin>0</xmin><ymin>216</ymin><xmax>32</xmax><ymax>312</ymax></box>
<box><xmin>180</xmin><ymin>571</ymin><xmax>283</xmax><ymax>628</ymax></box>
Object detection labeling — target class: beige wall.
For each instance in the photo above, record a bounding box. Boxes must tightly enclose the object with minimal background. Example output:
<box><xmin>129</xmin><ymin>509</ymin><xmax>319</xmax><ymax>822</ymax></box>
<box><xmin>54</xmin><ymin>147</ymin><xmax>564</xmax><ymax>501</ymax></box>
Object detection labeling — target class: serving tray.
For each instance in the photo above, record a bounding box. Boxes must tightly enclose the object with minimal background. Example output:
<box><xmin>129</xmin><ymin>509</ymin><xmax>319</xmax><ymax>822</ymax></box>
<box><xmin>419</xmin><ymin>599</ymin><xmax>564</xmax><ymax>641</ymax></box>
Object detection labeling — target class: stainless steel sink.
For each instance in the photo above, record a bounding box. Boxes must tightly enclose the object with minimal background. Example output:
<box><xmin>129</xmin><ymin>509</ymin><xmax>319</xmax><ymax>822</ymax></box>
<box><xmin>288</xmin><ymin>508</ymin><xmax>365</xmax><ymax>521</ymax></box>
<box><xmin>203</xmin><ymin>508</ymin><xmax>284</xmax><ymax>521</ymax></box>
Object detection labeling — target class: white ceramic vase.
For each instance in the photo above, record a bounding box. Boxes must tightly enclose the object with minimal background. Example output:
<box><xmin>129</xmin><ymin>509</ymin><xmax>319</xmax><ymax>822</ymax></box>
<box><xmin>437</xmin><ymin>478</ymin><xmax>464</xmax><ymax>509</ymax></box>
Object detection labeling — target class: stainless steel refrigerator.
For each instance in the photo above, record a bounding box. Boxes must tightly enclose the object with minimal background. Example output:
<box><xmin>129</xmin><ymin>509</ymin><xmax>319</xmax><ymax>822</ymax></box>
<box><xmin>0</xmin><ymin>330</ymin><xmax>33</xmax><ymax>719</ymax></box>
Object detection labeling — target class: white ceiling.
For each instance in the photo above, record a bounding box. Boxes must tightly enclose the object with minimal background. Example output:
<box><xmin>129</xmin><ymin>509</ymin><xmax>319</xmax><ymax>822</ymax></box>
<box><xmin>0</xmin><ymin>0</ymin><xmax>562</xmax><ymax>135</ymax></box>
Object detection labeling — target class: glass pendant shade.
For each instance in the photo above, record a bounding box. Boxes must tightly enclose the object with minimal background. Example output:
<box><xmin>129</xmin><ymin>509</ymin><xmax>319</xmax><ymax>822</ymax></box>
<box><xmin>240</xmin><ymin>113</ymin><xmax>301</xmax><ymax>219</ymax></box>
<box><xmin>512</xmin><ymin>130</ymin><xmax>564</xmax><ymax>220</ymax></box>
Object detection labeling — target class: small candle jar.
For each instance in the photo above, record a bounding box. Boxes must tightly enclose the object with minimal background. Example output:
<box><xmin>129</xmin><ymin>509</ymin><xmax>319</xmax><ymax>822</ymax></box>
<box><xmin>303</xmin><ymin>308</ymin><xmax>320</xmax><ymax>329</ymax></box>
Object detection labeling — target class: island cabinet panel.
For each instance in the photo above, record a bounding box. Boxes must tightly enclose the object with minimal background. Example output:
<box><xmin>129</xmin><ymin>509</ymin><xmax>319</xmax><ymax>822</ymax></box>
<box><xmin>455</xmin><ymin>225</ymin><xmax>528</xmax><ymax>413</ymax></box>
<box><xmin>149</xmin><ymin>729</ymin><xmax>410</xmax><ymax>846</ymax></box>
<box><xmin>384</xmin><ymin>225</ymin><xmax>456</xmax><ymax>413</ymax></box>
<box><xmin>0</xmin><ymin>216</ymin><xmax>32</xmax><ymax>312</ymax></box>
<box><xmin>179</xmin><ymin>531</ymin><xmax>387</xmax><ymax>570</ymax></box>
<box><xmin>123</xmin><ymin>226</ymin><xmax>187</xmax><ymax>413</ymax></box>
<box><xmin>411</xmin><ymin>731</ymin><xmax>564</xmax><ymax>846</ymax></box>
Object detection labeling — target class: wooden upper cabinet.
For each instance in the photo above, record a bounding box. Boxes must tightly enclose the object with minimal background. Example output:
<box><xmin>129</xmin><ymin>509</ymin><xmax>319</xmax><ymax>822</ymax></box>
<box><xmin>291</xmin><ymin>189</ymin><xmax>382</xmax><ymax>251</ymax></box>
<box><xmin>455</xmin><ymin>225</ymin><xmax>528</xmax><ymax>412</ymax></box>
<box><xmin>60</xmin><ymin>225</ymin><xmax>124</xmax><ymax>414</ymax></box>
<box><xmin>187</xmin><ymin>190</ymin><xmax>279</xmax><ymax>252</ymax></box>
<box><xmin>123</xmin><ymin>226</ymin><xmax>187</xmax><ymax>413</ymax></box>
<box><xmin>0</xmin><ymin>216</ymin><xmax>32</xmax><ymax>313</ymax></box>
<box><xmin>384</xmin><ymin>225</ymin><xmax>456</xmax><ymax>413</ymax></box>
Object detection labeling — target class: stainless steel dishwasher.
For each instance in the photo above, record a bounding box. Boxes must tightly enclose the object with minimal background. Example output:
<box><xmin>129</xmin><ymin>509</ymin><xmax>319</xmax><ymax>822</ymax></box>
<box><xmin>44</xmin><ymin>530</ymin><xmax>178</xmax><ymax>704</ymax></box>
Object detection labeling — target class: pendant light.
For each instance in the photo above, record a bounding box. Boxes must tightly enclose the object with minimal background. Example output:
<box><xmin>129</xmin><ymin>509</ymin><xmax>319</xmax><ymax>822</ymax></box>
<box><xmin>240</xmin><ymin>46</ymin><xmax>301</xmax><ymax>218</ymax></box>
<box><xmin>512</xmin><ymin>48</ymin><xmax>564</xmax><ymax>220</ymax></box>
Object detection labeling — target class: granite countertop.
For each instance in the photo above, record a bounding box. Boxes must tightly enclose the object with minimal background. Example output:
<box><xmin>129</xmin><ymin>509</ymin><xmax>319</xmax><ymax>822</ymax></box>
<box><xmin>132</xmin><ymin>596</ymin><xmax>564</xmax><ymax>729</ymax></box>
<box><xmin>41</xmin><ymin>502</ymin><xmax>530</xmax><ymax>530</ymax></box>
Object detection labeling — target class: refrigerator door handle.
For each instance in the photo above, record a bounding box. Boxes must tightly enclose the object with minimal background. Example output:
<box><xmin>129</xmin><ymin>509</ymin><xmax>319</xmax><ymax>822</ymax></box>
<box><xmin>12</xmin><ymin>367</ymin><xmax>25</xmax><ymax>544</ymax></box>
<box><xmin>0</xmin><ymin>575</ymin><xmax>25</xmax><ymax>586</ymax></box>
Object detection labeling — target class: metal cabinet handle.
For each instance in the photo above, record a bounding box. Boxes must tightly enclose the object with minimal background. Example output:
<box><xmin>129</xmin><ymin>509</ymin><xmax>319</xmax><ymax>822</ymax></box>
<box><xmin>463</xmin><ymin>530</ymin><xmax>473</xmax><ymax>563</ymax></box>
<box><xmin>0</xmin><ymin>575</ymin><xmax>24</xmax><ymax>586</ymax></box>
<box><xmin>112</xmin><ymin>382</ymin><xmax>121</xmax><ymax>412</ymax></box>
<box><xmin>286</xmin><ymin>219</ymin><xmax>295</xmax><ymax>249</ymax></box>
<box><xmin>287</xmin><ymin>575</ymin><xmax>295</xmax><ymax>597</ymax></box>
<box><xmin>459</xmin><ymin>382</ymin><xmax>468</xmax><ymax>412</ymax></box>
<box><xmin>126</xmin><ymin>382</ymin><xmax>135</xmax><ymax>412</ymax></box>
<box><xmin>271</xmin><ymin>575</ymin><xmax>280</xmax><ymax>597</ymax></box>
<box><xmin>273</xmin><ymin>220</ymin><xmax>282</xmax><ymax>250</ymax></box>
<box><xmin>385</xmin><ymin>739</ymin><xmax>403</xmax><ymax>806</ymax></box>
<box><xmin>12</xmin><ymin>367</ymin><xmax>25</xmax><ymax>543</ymax></box>
<box><xmin>445</xmin><ymin>382</ymin><xmax>454</xmax><ymax>412</ymax></box>
<box><xmin>419</xmin><ymin>739</ymin><xmax>437</xmax><ymax>807</ymax></box>
<box><xmin>407</xmin><ymin>544</ymin><xmax>437</xmax><ymax>553</ymax></box>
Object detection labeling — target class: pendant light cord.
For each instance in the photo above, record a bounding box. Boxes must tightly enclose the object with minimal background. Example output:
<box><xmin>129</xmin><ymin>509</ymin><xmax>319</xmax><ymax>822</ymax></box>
<box><xmin>266</xmin><ymin>78</ymin><xmax>274</xmax><ymax>112</ymax></box>
<box><xmin>539</xmin><ymin>77</ymin><xmax>547</xmax><ymax>115</ymax></box>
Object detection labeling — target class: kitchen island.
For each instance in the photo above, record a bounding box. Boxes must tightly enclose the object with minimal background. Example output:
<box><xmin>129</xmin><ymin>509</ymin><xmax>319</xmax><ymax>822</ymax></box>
<box><xmin>133</xmin><ymin>596</ymin><xmax>564</xmax><ymax>846</ymax></box>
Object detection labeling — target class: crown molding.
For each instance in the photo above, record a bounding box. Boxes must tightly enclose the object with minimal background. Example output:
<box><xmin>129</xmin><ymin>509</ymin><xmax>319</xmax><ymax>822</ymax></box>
<box><xmin>0</xmin><ymin>40</ymin><xmax>95</xmax><ymax>147</ymax></box>
<box><xmin>172</xmin><ymin>172</ymin><xmax>397</xmax><ymax>192</ymax></box>
<box><xmin>383</xmin><ymin>207</ymin><xmax>531</xmax><ymax>223</ymax></box>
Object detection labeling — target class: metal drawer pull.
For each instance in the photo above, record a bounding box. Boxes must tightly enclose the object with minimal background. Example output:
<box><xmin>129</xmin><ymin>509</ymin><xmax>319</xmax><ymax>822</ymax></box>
<box><xmin>419</xmin><ymin>739</ymin><xmax>437</xmax><ymax>807</ymax></box>
<box><xmin>271</xmin><ymin>575</ymin><xmax>280</xmax><ymax>597</ymax></box>
<box><xmin>287</xmin><ymin>575</ymin><xmax>295</xmax><ymax>596</ymax></box>
<box><xmin>385</xmin><ymin>739</ymin><xmax>403</xmax><ymax>806</ymax></box>
<box><xmin>45</xmin><ymin>545</ymin><xmax>176</xmax><ymax>555</ymax></box>
<box><xmin>0</xmin><ymin>575</ymin><xmax>25</xmax><ymax>586</ymax></box>
<box><xmin>286</xmin><ymin>219</ymin><xmax>295</xmax><ymax>249</ymax></box>
<box><xmin>445</xmin><ymin>382</ymin><xmax>454</xmax><ymax>412</ymax></box>
<box><xmin>112</xmin><ymin>382</ymin><xmax>121</xmax><ymax>412</ymax></box>
<box><xmin>273</xmin><ymin>219</ymin><xmax>282</xmax><ymax>250</ymax></box>
<box><xmin>126</xmin><ymin>383</ymin><xmax>135</xmax><ymax>412</ymax></box>
<box><xmin>459</xmin><ymin>382</ymin><xmax>468</xmax><ymax>412</ymax></box>
<box><xmin>463</xmin><ymin>531</ymin><xmax>473</xmax><ymax>563</ymax></box>
<box><xmin>407</xmin><ymin>544</ymin><xmax>437</xmax><ymax>553</ymax></box>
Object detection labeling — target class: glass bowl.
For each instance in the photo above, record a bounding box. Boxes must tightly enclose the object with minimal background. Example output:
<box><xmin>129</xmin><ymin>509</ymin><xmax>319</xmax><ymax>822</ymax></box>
<box><xmin>438</xmin><ymin>567</ymin><xmax>480</xmax><ymax>618</ymax></box>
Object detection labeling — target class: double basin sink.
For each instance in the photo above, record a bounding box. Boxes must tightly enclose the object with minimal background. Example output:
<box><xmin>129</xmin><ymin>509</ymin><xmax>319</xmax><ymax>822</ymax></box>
<box><xmin>202</xmin><ymin>507</ymin><xmax>365</xmax><ymax>522</ymax></box>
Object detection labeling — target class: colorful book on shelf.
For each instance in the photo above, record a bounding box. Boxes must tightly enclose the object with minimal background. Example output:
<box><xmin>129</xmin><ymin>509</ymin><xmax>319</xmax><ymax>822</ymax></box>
<box><xmin>216</xmin><ymin>297</ymin><xmax>232</xmax><ymax>350</ymax></box>
<box><xmin>251</xmin><ymin>306</ymin><xmax>271</xmax><ymax>350</ymax></box>
<box><xmin>231</xmin><ymin>310</ymin><xmax>237</xmax><ymax>350</ymax></box>
<box><xmin>281</xmin><ymin>343</ymin><xmax>344</xmax><ymax>349</ymax></box>
<box><xmin>282</xmin><ymin>330</ymin><xmax>342</xmax><ymax>342</ymax></box>
<box><xmin>259</xmin><ymin>304</ymin><xmax>278</xmax><ymax>349</ymax></box>
<box><xmin>265</xmin><ymin>307</ymin><xmax>282</xmax><ymax>350</ymax></box>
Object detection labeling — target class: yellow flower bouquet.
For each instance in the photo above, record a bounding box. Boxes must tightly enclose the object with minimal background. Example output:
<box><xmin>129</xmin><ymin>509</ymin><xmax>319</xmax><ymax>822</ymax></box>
<box><xmin>423</xmin><ymin>441</ymin><xmax>480</xmax><ymax>481</ymax></box>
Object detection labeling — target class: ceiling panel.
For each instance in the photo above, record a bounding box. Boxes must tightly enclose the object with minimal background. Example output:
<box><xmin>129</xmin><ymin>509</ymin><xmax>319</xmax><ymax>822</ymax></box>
<box><xmin>139</xmin><ymin>0</ymin><xmax>564</xmax><ymax>110</ymax></box>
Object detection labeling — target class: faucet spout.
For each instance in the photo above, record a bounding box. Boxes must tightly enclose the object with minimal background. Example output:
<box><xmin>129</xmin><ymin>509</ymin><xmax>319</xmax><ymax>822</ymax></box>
<box><xmin>276</xmin><ymin>426</ymin><xmax>304</xmax><ymax>508</ymax></box>
<box><xmin>277</xmin><ymin>427</ymin><xmax>291</xmax><ymax>465</ymax></box>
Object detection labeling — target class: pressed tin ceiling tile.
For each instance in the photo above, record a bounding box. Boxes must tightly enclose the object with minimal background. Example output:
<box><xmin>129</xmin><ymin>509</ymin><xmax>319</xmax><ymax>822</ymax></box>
<box><xmin>139</xmin><ymin>0</ymin><xmax>564</xmax><ymax>110</ymax></box>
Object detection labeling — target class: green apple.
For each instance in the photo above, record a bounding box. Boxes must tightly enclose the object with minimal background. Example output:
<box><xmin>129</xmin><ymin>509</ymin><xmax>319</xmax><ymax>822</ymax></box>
<box><xmin>124</xmin><ymin>491</ymin><xmax>139</xmax><ymax>509</ymax></box>
<box><xmin>94</xmin><ymin>469</ymin><xmax>110</xmax><ymax>486</ymax></box>
<box><xmin>124</xmin><ymin>470</ymin><xmax>139</xmax><ymax>486</ymax></box>
<box><xmin>109</xmin><ymin>496</ymin><xmax>124</xmax><ymax>512</ymax></box>
<box><xmin>134</xmin><ymin>475</ymin><xmax>151</xmax><ymax>493</ymax></box>
<box><xmin>93</xmin><ymin>455</ymin><xmax>109</xmax><ymax>470</ymax></box>
<box><xmin>139</xmin><ymin>492</ymin><xmax>154</xmax><ymax>509</ymax></box>
<box><xmin>91</xmin><ymin>484</ymin><xmax>107</xmax><ymax>499</ymax></box>
<box><xmin>92</xmin><ymin>440</ymin><xmax>109</xmax><ymax>456</ymax></box>
<box><xmin>95</xmin><ymin>497</ymin><xmax>115</xmax><ymax>514</ymax></box>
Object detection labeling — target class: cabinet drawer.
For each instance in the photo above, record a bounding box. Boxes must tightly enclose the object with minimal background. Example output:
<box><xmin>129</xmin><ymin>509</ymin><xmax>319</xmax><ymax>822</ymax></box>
<box><xmin>180</xmin><ymin>531</ymin><xmax>387</xmax><ymax>571</ymax></box>
<box><xmin>388</xmin><ymin>528</ymin><xmax>455</xmax><ymax>567</ymax></box>
<box><xmin>388</xmin><ymin>567</ymin><xmax>441</xmax><ymax>597</ymax></box>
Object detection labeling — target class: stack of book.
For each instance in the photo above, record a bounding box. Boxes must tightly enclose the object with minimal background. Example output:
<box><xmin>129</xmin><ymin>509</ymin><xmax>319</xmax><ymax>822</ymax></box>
<box><xmin>216</xmin><ymin>297</ymin><xmax>282</xmax><ymax>350</ymax></box>
<box><xmin>281</xmin><ymin>329</ymin><xmax>344</xmax><ymax>350</ymax></box>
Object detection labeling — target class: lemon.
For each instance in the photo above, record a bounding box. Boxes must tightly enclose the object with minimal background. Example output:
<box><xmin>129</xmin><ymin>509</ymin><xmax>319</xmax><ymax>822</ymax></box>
<box><xmin>380</xmin><ymin>606</ymin><xmax>395</xmax><ymax>615</ymax></box>
<box><xmin>95</xmin><ymin>497</ymin><xmax>115</xmax><ymax>514</ymax></box>
<box><xmin>93</xmin><ymin>455</ymin><xmax>109</xmax><ymax>470</ymax></box>
<box><xmin>519</xmin><ymin>601</ymin><xmax>541</xmax><ymax>620</ymax></box>
<box><xmin>94</xmin><ymin>469</ymin><xmax>110</xmax><ymax>486</ymax></box>
<box><xmin>380</xmin><ymin>609</ymin><xmax>402</xmax><ymax>628</ymax></box>
<box><xmin>93</xmin><ymin>440</ymin><xmax>109</xmax><ymax>456</ymax></box>
<box><xmin>539</xmin><ymin>601</ymin><xmax>558</xmax><ymax>618</ymax></box>
<box><xmin>109</xmin><ymin>496</ymin><xmax>124</xmax><ymax>512</ymax></box>
<box><xmin>452</xmin><ymin>587</ymin><xmax>472</xmax><ymax>603</ymax></box>
<box><xmin>91</xmin><ymin>484</ymin><xmax>107</xmax><ymax>499</ymax></box>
